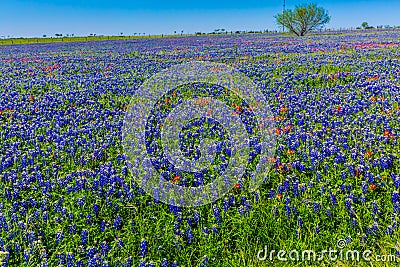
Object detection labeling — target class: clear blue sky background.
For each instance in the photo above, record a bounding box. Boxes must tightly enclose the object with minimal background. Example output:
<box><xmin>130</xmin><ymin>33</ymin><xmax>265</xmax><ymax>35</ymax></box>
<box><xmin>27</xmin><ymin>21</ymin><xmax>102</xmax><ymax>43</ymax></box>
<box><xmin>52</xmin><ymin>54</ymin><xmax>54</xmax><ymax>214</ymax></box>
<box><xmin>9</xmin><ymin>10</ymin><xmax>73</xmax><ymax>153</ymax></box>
<box><xmin>1</xmin><ymin>0</ymin><xmax>399</xmax><ymax>37</ymax></box>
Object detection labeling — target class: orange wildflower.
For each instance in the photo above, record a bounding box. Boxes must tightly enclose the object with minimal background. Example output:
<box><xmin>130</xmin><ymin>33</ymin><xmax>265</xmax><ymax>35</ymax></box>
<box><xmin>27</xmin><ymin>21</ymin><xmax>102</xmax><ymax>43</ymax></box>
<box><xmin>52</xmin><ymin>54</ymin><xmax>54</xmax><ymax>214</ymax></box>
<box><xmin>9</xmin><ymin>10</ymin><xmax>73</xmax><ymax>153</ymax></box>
<box><xmin>365</xmin><ymin>150</ymin><xmax>373</xmax><ymax>158</ymax></box>
<box><xmin>172</xmin><ymin>176</ymin><xmax>180</xmax><ymax>183</ymax></box>
<box><xmin>368</xmin><ymin>184</ymin><xmax>377</xmax><ymax>191</ymax></box>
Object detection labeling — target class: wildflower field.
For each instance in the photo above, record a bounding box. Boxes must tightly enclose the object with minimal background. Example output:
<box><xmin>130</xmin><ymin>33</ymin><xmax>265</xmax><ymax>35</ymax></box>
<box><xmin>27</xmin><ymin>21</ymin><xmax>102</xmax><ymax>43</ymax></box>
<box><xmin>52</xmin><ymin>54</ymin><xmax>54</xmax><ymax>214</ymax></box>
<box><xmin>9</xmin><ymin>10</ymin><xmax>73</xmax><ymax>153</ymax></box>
<box><xmin>1</xmin><ymin>30</ymin><xmax>400</xmax><ymax>266</ymax></box>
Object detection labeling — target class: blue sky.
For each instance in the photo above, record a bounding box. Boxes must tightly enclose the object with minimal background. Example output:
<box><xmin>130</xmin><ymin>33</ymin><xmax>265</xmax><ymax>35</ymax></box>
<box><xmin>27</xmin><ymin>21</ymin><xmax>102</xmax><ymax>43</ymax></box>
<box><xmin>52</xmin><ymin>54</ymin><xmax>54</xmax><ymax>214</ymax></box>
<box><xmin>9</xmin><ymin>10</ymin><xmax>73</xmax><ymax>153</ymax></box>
<box><xmin>1</xmin><ymin>0</ymin><xmax>399</xmax><ymax>37</ymax></box>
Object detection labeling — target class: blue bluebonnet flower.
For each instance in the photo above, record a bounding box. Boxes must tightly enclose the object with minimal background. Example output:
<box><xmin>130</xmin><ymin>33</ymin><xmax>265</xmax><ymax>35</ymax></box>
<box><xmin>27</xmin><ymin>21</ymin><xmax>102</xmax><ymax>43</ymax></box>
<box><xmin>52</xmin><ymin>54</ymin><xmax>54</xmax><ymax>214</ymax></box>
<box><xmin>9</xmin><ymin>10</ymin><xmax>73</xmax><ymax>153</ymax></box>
<box><xmin>114</xmin><ymin>215</ymin><xmax>122</xmax><ymax>230</ymax></box>
<box><xmin>101</xmin><ymin>241</ymin><xmax>110</xmax><ymax>256</ymax></box>
<box><xmin>391</xmin><ymin>174</ymin><xmax>400</xmax><ymax>189</ymax></box>
<box><xmin>326</xmin><ymin>208</ymin><xmax>332</xmax><ymax>217</ymax></box>
<box><xmin>277</xmin><ymin>183</ymin><xmax>284</xmax><ymax>194</ymax></box>
<box><xmin>285</xmin><ymin>204</ymin><xmax>291</xmax><ymax>219</ymax></box>
<box><xmin>193</xmin><ymin>210</ymin><xmax>201</xmax><ymax>223</ymax></box>
<box><xmin>173</xmin><ymin>221</ymin><xmax>181</xmax><ymax>236</ymax></box>
<box><xmin>229</xmin><ymin>194</ymin><xmax>235</xmax><ymax>206</ymax></box>
<box><xmin>385</xmin><ymin>225</ymin><xmax>394</xmax><ymax>236</ymax></box>
<box><xmin>284</xmin><ymin>179</ymin><xmax>290</xmax><ymax>193</ymax></box>
<box><xmin>361</xmin><ymin>234</ymin><xmax>368</xmax><ymax>244</ymax></box>
<box><xmin>313</xmin><ymin>202</ymin><xmax>321</xmax><ymax>213</ymax></box>
<box><xmin>66</xmin><ymin>252</ymin><xmax>75</xmax><ymax>267</ymax></box>
<box><xmin>297</xmin><ymin>217</ymin><xmax>303</xmax><ymax>228</ymax></box>
<box><xmin>345</xmin><ymin>198</ymin><xmax>353</xmax><ymax>213</ymax></box>
<box><xmin>292</xmin><ymin>180</ymin><xmax>299</xmax><ymax>197</ymax></box>
<box><xmin>269</xmin><ymin>189</ymin><xmax>275</xmax><ymax>199</ymax></box>
<box><xmin>395</xmin><ymin>243</ymin><xmax>400</xmax><ymax>258</ymax></box>
<box><xmin>351</xmin><ymin>217</ymin><xmax>357</xmax><ymax>227</ymax></box>
<box><xmin>201</xmin><ymin>255</ymin><xmax>209</xmax><ymax>267</ymax></box>
<box><xmin>140</xmin><ymin>238</ymin><xmax>147</xmax><ymax>258</ymax></box>
<box><xmin>392</xmin><ymin>191</ymin><xmax>399</xmax><ymax>204</ymax></box>
<box><xmin>341</xmin><ymin>171</ymin><xmax>347</xmax><ymax>180</ymax></box>
<box><xmin>169</xmin><ymin>198</ymin><xmax>181</xmax><ymax>216</ymax></box>
<box><xmin>223</xmin><ymin>198</ymin><xmax>230</xmax><ymax>212</ymax></box>
<box><xmin>330</xmin><ymin>192</ymin><xmax>338</xmax><ymax>206</ymax></box>
<box><xmin>117</xmin><ymin>237</ymin><xmax>124</xmax><ymax>248</ymax></box>
<box><xmin>81</xmin><ymin>229</ymin><xmax>88</xmax><ymax>246</ymax></box>
<box><xmin>294</xmin><ymin>227</ymin><xmax>300</xmax><ymax>237</ymax></box>
<box><xmin>371</xmin><ymin>201</ymin><xmax>380</xmax><ymax>215</ymax></box>
<box><xmin>361</xmin><ymin>181</ymin><xmax>368</xmax><ymax>194</ymax></box>
<box><xmin>254</xmin><ymin>190</ymin><xmax>260</xmax><ymax>202</ymax></box>
<box><xmin>341</xmin><ymin>184</ymin><xmax>346</xmax><ymax>193</ymax></box>
<box><xmin>161</xmin><ymin>258</ymin><xmax>169</xmax><ymax>267</ymax></box>
<box><xmin>203</xmin><ymin>227</ymin><xmax>210</xmax><ymax>236</ymax></box>
<box><xmin>86</xmin><ymin>214</ymin><xmax>92</xmax><ymax>225</ymax></box>
<box><xmin>212</xmin><ymin>225</ymin><xmax>218</xmax><ymax>234</ymax></box>
<box><xmin>320</xmin><ymin>185</ymin><xmax>326</xmax><ymax>195</ymax></box>
<box><xmin>238</xmin><ymin>205</ymin><xmax>246</xmax><ymax>216</ymax></box>
<box><xmin>24</xmin><ymin>249</ymin><xmax>30</xmax><ymax>265</ymax></box>
<box><xmin>213</xmin><ymin>205</ymin><xmax>222</xmax><ymax>225</ymax></box>
<box><xmin>240</xmin><ymin>196</ymin><xmax>247</xmax><ymax>205</ymax></box>
<box><xmin>93</xmin><ymin>204</ymin><xmax>100</xmax><ymax>216</ymax></box>
<box><xmin>55</xmin><ymin>230</ymin><xmax>64</xmax><ymax>245</ymax></box>
<box><xmin>315</xmin><ymin>226</ymin><xmax>320</xmax><ymax>234</ymax></box>
<box><xmin>100</xmin><ymin>221</ymin><xmax>106</xmax><ymax>232</ymax></box>
<box><xmin>244</xmin><ymin>200</ymin><xmax>252</xmax><ymax>212</ymax></box>
<box><xmin>185</xmin><ymin>227</ymin><xmax>194</xmax><ymax>244</ymax></box>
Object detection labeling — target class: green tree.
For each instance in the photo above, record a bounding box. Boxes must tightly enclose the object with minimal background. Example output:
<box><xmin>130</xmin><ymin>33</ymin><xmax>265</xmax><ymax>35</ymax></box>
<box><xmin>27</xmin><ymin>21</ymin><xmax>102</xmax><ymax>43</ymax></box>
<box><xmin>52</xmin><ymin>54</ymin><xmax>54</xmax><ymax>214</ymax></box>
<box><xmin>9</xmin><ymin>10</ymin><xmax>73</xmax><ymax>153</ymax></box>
<box><xmin>361</xmin><ymin>22</ymin><xmax>369</xmax><ymax>29</ymax></box>
<box><xmin>275</xmin><ymin>3</ymin><xmax>330</xmax><ymax>36</ymax></box>
<box><xmin>361</xmin><ymin>22</ymin><xmax>374</xmax><ymax>29</ymax></box>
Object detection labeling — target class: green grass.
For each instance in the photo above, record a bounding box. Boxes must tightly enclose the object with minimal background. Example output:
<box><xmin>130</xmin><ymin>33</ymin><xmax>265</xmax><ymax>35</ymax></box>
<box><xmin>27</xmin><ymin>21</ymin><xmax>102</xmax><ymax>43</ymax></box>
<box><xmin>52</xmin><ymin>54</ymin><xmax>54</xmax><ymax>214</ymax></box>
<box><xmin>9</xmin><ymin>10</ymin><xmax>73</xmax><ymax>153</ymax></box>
<box><xmin>0</xmin><ymin>35</ymin><xmax>166</xmax><ymax>45</ymax></box>
<box><xmin>0</xmin><ymin>32</ymin><xmax>264</xmax><ymax>46</ymax></box>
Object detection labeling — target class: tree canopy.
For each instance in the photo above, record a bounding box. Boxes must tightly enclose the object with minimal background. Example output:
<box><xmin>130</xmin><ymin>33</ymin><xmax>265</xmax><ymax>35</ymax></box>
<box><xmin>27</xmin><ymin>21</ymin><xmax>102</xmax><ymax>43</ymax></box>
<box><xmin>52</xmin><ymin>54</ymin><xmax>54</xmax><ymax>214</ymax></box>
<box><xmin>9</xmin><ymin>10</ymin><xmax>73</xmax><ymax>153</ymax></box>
<box><xmin>275</xmin><ymin>4</ymin><xmax>330</xmax><ymax>36</ymax></box>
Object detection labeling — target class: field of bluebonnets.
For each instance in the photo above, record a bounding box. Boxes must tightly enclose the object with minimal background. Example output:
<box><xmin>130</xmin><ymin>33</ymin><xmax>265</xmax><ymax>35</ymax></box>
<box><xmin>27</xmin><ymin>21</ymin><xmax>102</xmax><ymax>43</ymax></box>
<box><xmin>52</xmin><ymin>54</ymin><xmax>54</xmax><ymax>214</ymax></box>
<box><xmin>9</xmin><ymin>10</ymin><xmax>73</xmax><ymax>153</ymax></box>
<box><xmin>1</xmin><ymin>30</ymin><xmax>400</xmax><ymax>266</ymax></box>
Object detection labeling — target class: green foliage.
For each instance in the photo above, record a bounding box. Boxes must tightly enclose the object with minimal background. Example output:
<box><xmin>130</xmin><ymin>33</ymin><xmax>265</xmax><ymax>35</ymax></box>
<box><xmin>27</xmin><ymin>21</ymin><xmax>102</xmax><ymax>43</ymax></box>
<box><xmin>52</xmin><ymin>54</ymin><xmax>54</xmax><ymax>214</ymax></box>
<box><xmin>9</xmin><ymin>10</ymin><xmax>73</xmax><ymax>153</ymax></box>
<box><xmin>275</xmin><ymin>4</ymin><xmax>330</xmax><ymax>36</ymax></box>
<box><xmin>361</xmin><ymin>22</ymin><xmax>375</xmax><ymax>30</ymax></box>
